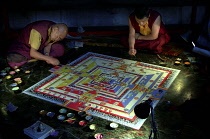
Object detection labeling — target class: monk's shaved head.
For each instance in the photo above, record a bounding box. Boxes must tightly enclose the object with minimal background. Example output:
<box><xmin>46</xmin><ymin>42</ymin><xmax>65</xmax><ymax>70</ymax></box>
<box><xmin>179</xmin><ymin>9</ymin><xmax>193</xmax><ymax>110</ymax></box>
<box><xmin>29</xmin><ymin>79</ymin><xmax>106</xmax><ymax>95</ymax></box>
<box><xmin>52</xmin><ymin>23</ymin><xmax>68</xmax><ymax>38</ymax></box>
<box><xmin>50</xmin><ymin>23</ymin><xmax>68</xmax><ymax>42</ymax></box>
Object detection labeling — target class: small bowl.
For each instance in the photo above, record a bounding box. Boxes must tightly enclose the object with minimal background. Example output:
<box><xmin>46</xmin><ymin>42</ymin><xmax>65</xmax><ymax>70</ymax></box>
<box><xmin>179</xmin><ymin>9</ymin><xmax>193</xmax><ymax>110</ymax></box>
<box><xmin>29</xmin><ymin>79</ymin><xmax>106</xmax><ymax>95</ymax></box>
<box><xmin>46</xmin><ymin>112</ymin><xmax>55</xmax><ymax>117</ymax></box>
<box><xmin>110</xmin><ymin>122</ymin><xmax>118</xmax><ymax>129</ymax></box>
<box><xmin>57</xmin><ymin>115</ymin><xmax>66</xmax><ymax>120</ymax></box>
<box><xmin>94</xmin><ymin>133</ymin><xmax>103</xmax><ymax>139</ymax></box>
<box><xmin>78</xmin><ymin>111</ymin><xmax>86</xmax><ymax>117</ymax></box>
<box><xmin>85</xmin><ymin>115</ymin><xmax>94</xmax><ymax>122</ymax></box>
<box><xmin>66</xmin><ymin>118</ymin><xmax>76</xmax><ymax>124</ymax></box>
<box><xmin>67</xmin><ymin>113</ymin><xmax>75</xmax><ymax>118</ymax></box>
<box><xmin>89</xmin><ymin>124</ymin><xmax>97</xmax><ymax>131</ymax></box>
<box><xmin>79</xmin><ymin>120</ymin><xmax>87</xmax><ymax>126</ymax></box>
<box><xmin>39</xmin><ymin>110</ymin><xmax>48</xmax><ymax>116</ymax></box>
<box><xmin>59</xmin><ymin>108</ymin><xmax>67</xmax><ymax>114</ymax></box>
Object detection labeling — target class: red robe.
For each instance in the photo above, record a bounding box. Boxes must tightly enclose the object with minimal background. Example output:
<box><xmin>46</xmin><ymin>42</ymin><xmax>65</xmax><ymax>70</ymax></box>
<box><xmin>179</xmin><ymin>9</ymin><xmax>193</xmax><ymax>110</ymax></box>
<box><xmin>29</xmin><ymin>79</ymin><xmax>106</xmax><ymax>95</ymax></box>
<box><xmin>121</xmin><ymin>9</ymin><xmax>170</xmax><ymax>53</ymax></box>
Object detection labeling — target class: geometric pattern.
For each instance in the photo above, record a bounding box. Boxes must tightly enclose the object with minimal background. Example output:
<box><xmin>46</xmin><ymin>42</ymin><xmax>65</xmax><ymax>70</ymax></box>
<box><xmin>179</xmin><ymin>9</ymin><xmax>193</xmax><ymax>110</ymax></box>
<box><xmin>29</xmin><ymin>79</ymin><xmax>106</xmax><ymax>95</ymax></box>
<box><xmin>22</xmin><ymin>52</ymin><xmax>180</xmax><ymax>129</ymax></box>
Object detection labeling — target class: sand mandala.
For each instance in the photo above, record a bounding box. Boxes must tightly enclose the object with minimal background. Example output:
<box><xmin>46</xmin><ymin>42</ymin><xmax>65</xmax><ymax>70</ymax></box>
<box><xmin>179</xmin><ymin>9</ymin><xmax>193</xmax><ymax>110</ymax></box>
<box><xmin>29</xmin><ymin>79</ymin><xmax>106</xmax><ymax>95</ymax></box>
<box><xmin>23</xmin><ymin>52</ymin><xmax>180</xmax><ymax>129</ymax></box>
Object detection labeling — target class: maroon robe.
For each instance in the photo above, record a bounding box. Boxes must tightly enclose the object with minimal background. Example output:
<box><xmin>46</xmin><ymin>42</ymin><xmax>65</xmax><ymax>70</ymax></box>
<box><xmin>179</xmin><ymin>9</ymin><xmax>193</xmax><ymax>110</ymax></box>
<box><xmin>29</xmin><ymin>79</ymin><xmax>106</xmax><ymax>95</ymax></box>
<box><xmin>121</xmin><ymin>9</ymin><xmax>170</xmax><ymax>53</ymax></box>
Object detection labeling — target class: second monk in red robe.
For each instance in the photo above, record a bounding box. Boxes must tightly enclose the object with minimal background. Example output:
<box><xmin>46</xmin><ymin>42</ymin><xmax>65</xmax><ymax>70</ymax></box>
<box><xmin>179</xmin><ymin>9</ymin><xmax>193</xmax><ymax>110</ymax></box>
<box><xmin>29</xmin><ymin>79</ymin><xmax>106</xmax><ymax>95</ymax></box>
<box><xmin>121</xmin><ymin>7</ymin><xmax>170</xmax><ymax>56</ymax></box>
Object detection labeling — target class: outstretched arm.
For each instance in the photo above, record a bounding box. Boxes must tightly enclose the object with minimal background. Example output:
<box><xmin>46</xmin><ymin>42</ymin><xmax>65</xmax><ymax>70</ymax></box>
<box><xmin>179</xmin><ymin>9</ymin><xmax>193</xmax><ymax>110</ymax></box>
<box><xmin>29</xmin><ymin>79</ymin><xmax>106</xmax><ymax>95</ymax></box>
<box><xmin>128</xmin><ymin>19</ymin><xmax>137</xmax><ymax>56</ymax></box>
<box><xmin>30</xmin><ymin>47</ymin><xmax>60</xmax><ymax>66</ymax></box>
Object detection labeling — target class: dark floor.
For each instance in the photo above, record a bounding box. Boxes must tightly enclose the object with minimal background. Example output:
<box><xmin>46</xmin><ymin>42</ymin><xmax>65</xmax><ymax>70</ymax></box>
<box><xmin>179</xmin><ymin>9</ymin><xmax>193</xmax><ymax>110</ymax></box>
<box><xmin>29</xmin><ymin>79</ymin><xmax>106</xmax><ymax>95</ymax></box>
<box><xmin>0</xmin><ymin>34</ymin><xmax>210</xmax><ymax>139</ymax></box>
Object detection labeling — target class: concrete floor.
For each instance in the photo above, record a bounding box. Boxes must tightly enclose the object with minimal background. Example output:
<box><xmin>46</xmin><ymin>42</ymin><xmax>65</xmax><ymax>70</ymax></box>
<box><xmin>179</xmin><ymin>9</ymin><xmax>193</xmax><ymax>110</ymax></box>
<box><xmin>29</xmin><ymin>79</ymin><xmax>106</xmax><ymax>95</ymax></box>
<box><xmin>0</xmin><ymin>34</ymin><xmax>210</xmax><ymax>139</ymax></box>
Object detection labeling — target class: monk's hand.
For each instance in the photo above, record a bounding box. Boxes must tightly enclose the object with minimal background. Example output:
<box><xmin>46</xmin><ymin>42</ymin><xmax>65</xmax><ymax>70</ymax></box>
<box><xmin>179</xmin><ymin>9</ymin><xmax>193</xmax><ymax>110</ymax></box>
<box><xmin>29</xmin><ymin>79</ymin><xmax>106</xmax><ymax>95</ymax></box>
<box><xmin>46</xmin><ymin>57</ymin><xmax>60</xmax><ymax>66</ymax></box>
<box><xmin>128</xmin><ymin>48</ymin><xmax>137</xmax><ymax>56</ymax></box>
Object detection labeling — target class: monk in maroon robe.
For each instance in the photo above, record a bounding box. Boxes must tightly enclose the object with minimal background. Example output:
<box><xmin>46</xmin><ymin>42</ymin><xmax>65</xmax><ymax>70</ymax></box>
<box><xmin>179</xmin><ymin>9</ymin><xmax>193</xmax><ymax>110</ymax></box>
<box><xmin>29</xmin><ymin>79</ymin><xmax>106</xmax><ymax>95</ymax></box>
<box><xmin>121</xmin><ymin>7</ymin><xmax>170</xmax><ymax>56</ymax></box>
<box><xmin>7</xmin><ymin>20</ymin><xmax>68</xmax><ymax>69</ymax></box>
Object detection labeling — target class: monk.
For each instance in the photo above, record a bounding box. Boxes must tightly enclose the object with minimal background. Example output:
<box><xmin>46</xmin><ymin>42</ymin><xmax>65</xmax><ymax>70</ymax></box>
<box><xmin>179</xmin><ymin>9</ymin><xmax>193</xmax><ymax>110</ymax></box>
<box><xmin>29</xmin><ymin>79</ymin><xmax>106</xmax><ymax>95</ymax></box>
<box><xmin>121</xmin><ymin>7</ymin><xmax>170</xmax><ymax>56</ymax></box>
<box><xmin>6</xmin><ymin>20</ymin><xmax>68</xmax><ymax>69</ymax></box>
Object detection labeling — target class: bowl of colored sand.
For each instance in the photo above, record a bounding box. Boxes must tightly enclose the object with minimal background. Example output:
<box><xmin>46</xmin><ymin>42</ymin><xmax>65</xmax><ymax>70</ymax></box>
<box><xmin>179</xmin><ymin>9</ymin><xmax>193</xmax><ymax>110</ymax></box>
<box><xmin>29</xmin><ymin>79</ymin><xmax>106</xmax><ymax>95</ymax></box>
<box><xmin>67</xmin><ymin>113</ymin><xmax>75</xmax><ymax>118</ymax></box>
<box><xmin>94</xmin><ymin>133</ymin><xmax>103</xmax><ymax>139</ymax></box>
<box><xmin>79</xmin><ymin>120</ymin><xmax>87</xmax><ymax>126</ymax></box>
<box><xmin>59</xmin><ymin>108</ymin><xmax>67</xmax><ymax>114</ymax></box>
<box><xmin>110</xmin><ymin>122</ymin><xmax>118</xmax><ymax>129</ymax></box>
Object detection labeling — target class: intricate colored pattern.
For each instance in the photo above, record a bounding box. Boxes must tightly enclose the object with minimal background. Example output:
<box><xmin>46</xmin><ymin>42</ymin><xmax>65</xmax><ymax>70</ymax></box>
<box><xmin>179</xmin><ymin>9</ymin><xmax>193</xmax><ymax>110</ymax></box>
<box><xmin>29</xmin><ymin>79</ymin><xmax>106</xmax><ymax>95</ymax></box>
<box><xmin>23</xmin><ymin>52</ymin><xmax>180</xmax><ymax>129</ymax></box>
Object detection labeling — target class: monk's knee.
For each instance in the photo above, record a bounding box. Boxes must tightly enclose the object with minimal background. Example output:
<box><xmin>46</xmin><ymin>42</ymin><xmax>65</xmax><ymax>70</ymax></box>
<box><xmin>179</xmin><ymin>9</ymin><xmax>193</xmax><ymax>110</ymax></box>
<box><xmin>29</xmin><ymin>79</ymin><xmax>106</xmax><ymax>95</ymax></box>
<box><xmin>152</xmin><ymin>39</ymin><xmax>165</xmax><ymax>53</ymax></box>
<box><xmin>50</xmin><ymin>43</ymin><xmax>65</xmax><ymax>57</ymax></box>
<box><xmin>7</xmin><ymin>53</ymin><xmax>27</xmax><ymax>63</ymax></box>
